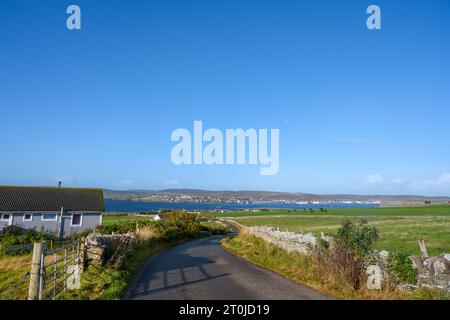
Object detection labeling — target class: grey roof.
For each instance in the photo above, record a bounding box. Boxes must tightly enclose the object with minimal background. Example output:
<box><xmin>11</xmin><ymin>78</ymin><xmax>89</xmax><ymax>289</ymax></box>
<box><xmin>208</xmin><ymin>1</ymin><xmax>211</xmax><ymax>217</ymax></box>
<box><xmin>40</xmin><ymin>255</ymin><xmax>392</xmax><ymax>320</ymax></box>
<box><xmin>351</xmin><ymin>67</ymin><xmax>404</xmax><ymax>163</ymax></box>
<box><xmin>0</xmin><ymin>186</ymin><xmax>105</xmax><ymax>211</ymax></box>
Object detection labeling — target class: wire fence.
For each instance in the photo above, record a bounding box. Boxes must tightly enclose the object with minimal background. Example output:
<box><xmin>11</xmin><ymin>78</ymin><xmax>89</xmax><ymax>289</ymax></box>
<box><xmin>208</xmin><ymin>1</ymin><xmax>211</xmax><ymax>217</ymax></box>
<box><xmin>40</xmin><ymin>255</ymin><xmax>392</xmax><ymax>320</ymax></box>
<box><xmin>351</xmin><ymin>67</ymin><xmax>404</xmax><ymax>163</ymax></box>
<box><xmin>0</xmin><ymin>239</ymin><xmax>73</xmax><ymax>256</ymax></box>
<box><xmin>0</xmin><ymin>243</ymin><xmax>34</xmax><ymax>256</ymax></box>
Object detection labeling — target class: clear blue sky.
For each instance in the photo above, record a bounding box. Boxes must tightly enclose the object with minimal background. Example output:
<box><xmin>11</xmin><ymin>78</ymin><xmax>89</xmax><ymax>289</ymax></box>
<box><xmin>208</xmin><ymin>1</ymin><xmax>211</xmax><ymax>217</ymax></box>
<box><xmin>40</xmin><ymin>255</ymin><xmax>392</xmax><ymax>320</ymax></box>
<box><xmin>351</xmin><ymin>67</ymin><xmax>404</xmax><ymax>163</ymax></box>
<box><xmin>1</xmin><ymin>0</ymin><xmax>449</xmax><ymax>195</ymax></box>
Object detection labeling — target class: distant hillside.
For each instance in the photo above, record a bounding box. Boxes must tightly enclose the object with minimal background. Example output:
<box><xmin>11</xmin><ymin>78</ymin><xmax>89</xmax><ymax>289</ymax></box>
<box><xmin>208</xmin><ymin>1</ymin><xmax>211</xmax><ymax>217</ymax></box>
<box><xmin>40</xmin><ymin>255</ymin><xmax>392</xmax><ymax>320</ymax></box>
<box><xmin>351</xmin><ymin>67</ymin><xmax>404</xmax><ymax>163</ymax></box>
<box><xmin>103</xmin><ymin>188</ymin><xmax>450</xmax><ymax>206</ymax></box>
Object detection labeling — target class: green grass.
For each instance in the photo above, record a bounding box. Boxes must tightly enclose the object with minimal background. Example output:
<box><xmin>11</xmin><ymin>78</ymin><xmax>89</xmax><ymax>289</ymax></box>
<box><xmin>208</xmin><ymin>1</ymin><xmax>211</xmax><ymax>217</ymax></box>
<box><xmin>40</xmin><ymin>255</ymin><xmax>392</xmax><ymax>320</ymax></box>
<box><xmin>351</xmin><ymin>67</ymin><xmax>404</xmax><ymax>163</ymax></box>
<box><xmin>233</xmin><ymin>215</ymin><xmax>450</xmax><ymax>256</ymax></box>
<box><xmin>216</xmin><ymin>204</ymin><xmax>450</xmax><ymax>218</ymax></box>
<box><xmin>0</xmin><ymin>255</ymin><xmax>31</xmax><ymax>300</ymax></box>
<box><xmin>219</xmin><ymin>205</ymin><xmax>450</xmax><ymax>256</ymax></box>
<box><xmin>102</xmin><ymin>213</ymin><xmax>155</xmax><ymax>226</ymax></box>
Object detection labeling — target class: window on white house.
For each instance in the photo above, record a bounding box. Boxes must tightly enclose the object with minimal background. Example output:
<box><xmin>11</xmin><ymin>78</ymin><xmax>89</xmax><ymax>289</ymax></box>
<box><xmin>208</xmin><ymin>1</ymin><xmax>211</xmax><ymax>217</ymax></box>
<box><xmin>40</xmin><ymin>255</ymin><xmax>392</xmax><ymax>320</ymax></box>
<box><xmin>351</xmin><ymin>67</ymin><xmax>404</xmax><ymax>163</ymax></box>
<box><xmin>71</xmin><ymin>214</ymin><xmax>82</xmax><ymax>226</ymax></box>
<box><xmin>1</xmin><ymin>214</ymin><xmax>11</xmax><ymax>221</ymax></box>
<box><xmin>23</xmin><ymin>213</ymin><xmax>33</xmax><ymax>222</ymax></box>
<box><xmin>42</xmin><ymin>213</ymin><xmax>57</xmax><ymax>221</ymax></box>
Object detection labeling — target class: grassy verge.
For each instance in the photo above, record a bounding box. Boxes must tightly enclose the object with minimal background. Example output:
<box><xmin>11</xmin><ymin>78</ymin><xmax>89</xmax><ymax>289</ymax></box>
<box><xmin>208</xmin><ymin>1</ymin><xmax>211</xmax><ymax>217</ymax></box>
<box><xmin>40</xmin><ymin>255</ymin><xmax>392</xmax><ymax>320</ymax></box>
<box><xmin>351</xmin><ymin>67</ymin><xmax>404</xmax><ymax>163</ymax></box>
<box><xmin>221</xmin><ymin>232</ymin><xmax>449</xmax><ymax>300</ymax></box>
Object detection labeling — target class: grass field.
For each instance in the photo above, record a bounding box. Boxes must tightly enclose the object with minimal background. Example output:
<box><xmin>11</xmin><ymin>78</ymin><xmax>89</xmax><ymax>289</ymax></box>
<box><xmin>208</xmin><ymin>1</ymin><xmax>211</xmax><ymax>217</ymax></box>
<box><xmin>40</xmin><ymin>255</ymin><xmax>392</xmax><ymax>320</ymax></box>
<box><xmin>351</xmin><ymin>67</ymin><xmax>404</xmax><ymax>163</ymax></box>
<box><xmin>232</xmin><ymin>215</ymin><xmax>450</xmax><ymax>256</ymax></box>
<box><xmin>102</xmin><ymin>213</ymin><xmax>155</xmax><ymax>226</ymax></box>
<box><xmin>216</xmin><ymin>204</ymin><xmax>450</xmax><ymax>217</ymax></box>
<box><xmin>0</xmin><ymin>255</ymin><xmax>31</xmax><ymax>300</ymax></box>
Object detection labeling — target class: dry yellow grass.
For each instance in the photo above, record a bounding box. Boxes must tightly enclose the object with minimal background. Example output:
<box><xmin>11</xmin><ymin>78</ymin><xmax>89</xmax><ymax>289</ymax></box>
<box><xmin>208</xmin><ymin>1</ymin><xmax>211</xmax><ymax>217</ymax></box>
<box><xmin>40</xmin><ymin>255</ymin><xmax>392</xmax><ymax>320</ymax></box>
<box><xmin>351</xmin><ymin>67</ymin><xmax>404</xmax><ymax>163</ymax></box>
<box><xmin>0</xmin><ymin>255</ymin><xmax>31</xmax><ymax>271</ymax></box>
<box><xmin>0</xmin><ymin>255</ymin><xmax>32</xmax><ymax>300</ymax></box>
<box><xmin>135</xmin><ymin>225</ymin><xmax>159</xmax><ymax>242</ymax></box>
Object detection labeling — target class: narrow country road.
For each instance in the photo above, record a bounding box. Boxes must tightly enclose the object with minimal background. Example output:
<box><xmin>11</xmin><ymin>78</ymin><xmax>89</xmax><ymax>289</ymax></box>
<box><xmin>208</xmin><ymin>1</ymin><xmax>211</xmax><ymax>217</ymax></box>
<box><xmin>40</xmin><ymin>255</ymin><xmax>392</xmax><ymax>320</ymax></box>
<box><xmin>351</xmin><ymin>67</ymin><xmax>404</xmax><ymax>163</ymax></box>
<box><xmin>124</xmin><ymin>235</ymin><xmax>333</xmax><ymax>300</ymax></box>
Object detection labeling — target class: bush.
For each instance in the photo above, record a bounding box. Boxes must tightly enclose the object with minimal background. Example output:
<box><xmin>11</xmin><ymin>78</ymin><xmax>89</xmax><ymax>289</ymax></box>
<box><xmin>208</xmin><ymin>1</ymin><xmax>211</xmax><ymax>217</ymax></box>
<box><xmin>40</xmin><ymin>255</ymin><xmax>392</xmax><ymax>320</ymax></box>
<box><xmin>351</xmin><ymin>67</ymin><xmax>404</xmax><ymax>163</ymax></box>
<box><xmin>388</xmin><ymin>252</ymin><xmax>417</xmax><ymax>284</ymax></box>
<box><xmin>161</xmin><ymin>211</ymin><xmax>201</xmax><ymax>237</ymax></box>
<box><xmin>336</xmin><ymin>219</ymin><xmax>379</xmax><ymax>260</ymax></box>
<box><xmin>313</xmin><ymin>240</ymin><xmax>365</xmax><ymax>290</ymax></box>
<box><xmin>0</xmin><ymin>226</ymin><xmax>54</xmax><ymax>249</ymax></box>
<box><xmin>311</xmin><ymin>219</ymin><xmax>380</xmax><ymax>290</ymax></box>
<box><xmin>318</xmin><ymin>237</ymin><xmax>330</xmax><ymax>250</ymax></box>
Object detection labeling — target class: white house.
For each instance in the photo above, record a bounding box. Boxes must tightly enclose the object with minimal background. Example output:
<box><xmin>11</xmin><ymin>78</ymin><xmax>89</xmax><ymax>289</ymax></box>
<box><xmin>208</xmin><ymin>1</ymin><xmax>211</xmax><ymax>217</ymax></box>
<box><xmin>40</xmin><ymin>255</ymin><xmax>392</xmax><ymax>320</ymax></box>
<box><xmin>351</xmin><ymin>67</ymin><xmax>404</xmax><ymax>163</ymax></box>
<box><xmin>0</xmin><ymin>186</ymin><xmax>104</xmax><ymax>237</ymax></box>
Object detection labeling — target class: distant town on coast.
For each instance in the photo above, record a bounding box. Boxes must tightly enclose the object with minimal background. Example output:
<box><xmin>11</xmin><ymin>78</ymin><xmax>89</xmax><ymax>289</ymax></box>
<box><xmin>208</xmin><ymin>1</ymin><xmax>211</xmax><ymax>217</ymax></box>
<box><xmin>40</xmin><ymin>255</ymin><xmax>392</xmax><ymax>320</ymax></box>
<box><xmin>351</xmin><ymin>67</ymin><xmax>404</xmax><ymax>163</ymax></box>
<box><xmin>104</xmin><ymin>188</ymin><xmax>450</xmax><ymax>208</ymax></box>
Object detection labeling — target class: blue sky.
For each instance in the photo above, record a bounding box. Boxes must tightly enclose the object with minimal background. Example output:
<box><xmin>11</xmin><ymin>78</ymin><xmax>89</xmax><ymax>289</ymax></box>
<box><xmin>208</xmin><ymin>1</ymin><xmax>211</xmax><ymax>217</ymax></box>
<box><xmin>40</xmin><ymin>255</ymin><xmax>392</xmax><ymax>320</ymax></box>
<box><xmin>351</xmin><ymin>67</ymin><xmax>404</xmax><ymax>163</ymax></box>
<box><xmin>1</xmin><ymin>0</ymin><xmax>450</xmax><ymax>195</ymax></box>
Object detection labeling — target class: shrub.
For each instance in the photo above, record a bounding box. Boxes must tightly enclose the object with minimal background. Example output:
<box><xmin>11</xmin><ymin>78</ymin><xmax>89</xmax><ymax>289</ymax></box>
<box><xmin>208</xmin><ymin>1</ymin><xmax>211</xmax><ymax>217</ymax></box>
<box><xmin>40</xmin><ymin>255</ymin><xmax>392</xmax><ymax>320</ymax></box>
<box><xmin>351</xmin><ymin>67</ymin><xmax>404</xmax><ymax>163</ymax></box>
<box><xmin>388</xmin><ymin>252</ymin><xmax>417</xmax><ymax>284</ymax></box>
<box><xmin>311</xmin><ymin>219</ymin><xmax>380</xmax><ymax>290</ymax></box>
<box><xmin>313</xmin><ymin>241</ymin><xmax>364</xmax><ymax>290</ymax></box>
<box><xmin>318</xmin><ymin>237</ymin><xmax>330</xmax><ymax>250</ymax></box>
<box><xmin>0</xmin><ymin>227</ymin><xmax>54</xmax><ymax>249</ymax></box>
<box><xmin>336</xmin><ymin>219</ymin><xmax>378</xmax><ymax>260</ymax></box>
<box><xmin>161</xmin><ymin>211</ymin><xmax>201</xmax><ymax>237</ymax></box>
<box><xmin>163</xmin><ymin>211</ymin><xmax>197</xmax><ymax>225</ymax></box>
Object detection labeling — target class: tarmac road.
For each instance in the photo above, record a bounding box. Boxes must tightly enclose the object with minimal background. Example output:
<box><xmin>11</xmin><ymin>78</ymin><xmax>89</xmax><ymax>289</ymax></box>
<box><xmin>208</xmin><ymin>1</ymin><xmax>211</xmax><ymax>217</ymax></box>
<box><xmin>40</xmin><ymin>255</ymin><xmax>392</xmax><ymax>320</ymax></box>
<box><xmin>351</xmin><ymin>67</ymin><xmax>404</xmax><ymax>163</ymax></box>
<box><xmin>124</xmin><ymin>235</ymin><xmax>334</xmax><ymax>300</ymax></box>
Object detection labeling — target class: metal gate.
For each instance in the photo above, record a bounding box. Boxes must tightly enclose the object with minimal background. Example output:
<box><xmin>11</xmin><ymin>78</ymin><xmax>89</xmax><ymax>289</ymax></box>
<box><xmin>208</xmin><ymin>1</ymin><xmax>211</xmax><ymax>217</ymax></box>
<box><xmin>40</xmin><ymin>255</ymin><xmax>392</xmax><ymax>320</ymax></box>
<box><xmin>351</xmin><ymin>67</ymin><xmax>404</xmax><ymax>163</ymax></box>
<box><xmin>28</xmin><ymin>239</ymin><xmax>82</xmax><ymax>300</ymax></box>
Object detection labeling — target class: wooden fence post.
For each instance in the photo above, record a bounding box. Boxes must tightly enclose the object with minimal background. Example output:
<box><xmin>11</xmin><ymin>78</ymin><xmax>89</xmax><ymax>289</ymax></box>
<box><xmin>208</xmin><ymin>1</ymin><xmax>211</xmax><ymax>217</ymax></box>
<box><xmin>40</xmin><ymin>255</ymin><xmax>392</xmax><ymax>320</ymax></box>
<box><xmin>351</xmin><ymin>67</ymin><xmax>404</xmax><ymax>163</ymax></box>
<box><xmin>418</xmin><ymin>239</ymin><xmax>429</xmax><ymax>259</ymax></box>
<box><xmin>28</xmin><ymin>242</ymin><xmax>47</xmax><ymax>300</ymax></box>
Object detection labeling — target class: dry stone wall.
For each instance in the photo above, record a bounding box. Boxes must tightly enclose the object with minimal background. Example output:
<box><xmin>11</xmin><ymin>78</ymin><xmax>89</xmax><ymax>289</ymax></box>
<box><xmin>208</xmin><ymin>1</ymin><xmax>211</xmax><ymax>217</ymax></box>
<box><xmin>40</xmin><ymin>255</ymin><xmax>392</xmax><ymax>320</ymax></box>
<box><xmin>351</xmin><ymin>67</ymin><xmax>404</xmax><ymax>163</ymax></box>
<box><xmin>246</xmin><ymin>226</ymin><xmax>319</xmax><ymax>255</ymax></box>
<box><xmin>239</xmin><ymin>223</ymin><xmax>449</xmax><ymax>292</ymax></box>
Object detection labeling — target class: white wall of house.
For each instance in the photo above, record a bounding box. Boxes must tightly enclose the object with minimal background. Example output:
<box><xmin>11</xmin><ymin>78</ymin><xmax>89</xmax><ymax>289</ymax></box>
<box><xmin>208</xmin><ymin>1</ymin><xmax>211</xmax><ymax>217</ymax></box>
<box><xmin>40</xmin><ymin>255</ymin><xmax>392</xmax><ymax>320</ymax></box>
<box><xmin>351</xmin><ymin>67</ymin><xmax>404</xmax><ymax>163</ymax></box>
<box><xmin>0</xmin><ymin>211</ymin><xmax>102</xmax><ymax>236</ymax></box>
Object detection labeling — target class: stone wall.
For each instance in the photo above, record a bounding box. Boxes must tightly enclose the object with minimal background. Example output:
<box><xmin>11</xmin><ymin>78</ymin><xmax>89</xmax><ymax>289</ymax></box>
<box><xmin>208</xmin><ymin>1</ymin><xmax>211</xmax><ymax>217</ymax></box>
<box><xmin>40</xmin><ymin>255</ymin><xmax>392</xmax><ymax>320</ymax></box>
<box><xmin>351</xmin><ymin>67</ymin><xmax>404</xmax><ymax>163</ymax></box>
<box><xmin>410</xmin><ymin>254</ymin><xmax>450</xmax><ymax>291</ymax></box>
<box><xmin>238</xmin><ymin>223</ymin><xmax>449</xmax><ymax>292</ymax></box>
<box><xmin>246</xmin><ymin>226</ymin><xmax>320</xmax><ymax>255</ymax></box>
<box><xmin>84</xmin><ymin>232</ymin><xmax>137</xmax><ymax>265</ymax></box>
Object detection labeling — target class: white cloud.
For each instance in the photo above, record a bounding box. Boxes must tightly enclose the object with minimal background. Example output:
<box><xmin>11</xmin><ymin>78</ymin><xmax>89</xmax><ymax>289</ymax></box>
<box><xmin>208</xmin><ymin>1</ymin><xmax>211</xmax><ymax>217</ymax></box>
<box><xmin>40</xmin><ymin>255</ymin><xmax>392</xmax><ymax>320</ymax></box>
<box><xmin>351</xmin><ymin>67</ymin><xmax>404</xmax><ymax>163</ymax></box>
<box><xmin>425</xmin><ymin>173</ymin><xmax>450</xmax><ymax>186</ymax></box>
<box><xmin>364</xmin><ymin>174</ymin><xmax>383</xmax><ymax>186</ymax></box>
<box><xmin>359</xmin><ymin>172</ymin><xmax>450</xmax><ymax>195</ymax></box>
